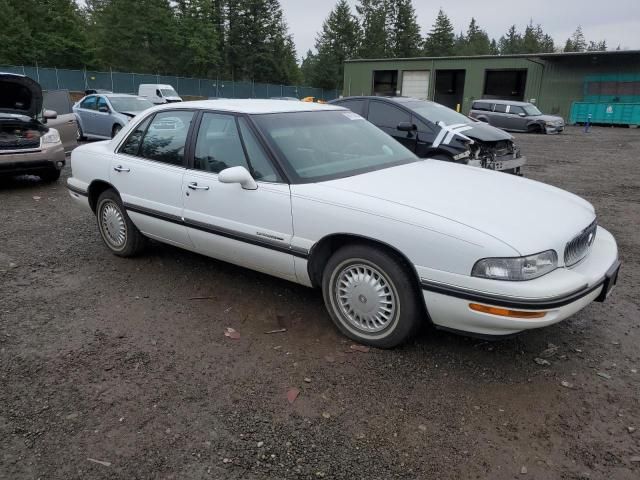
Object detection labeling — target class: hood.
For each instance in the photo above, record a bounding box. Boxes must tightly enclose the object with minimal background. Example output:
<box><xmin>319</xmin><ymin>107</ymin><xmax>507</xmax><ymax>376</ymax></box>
<box><xmin>463</xmin><ymin>120</ymin><xmax>513</xmax><ymax>142</ymax></box>
<box><xmin>0</xmin><ymin>73</ymin><xmax>43</xmax><ymax>119</ymax></box>
<box><xmin>118</xmin><ymin>111</ymin><xmax>141</xmax><ymax>118</ymax></box>
<box><xmin>317</xmin><ymin>161</ymin><xmax>596</xmax><ymax>256</ymax></box>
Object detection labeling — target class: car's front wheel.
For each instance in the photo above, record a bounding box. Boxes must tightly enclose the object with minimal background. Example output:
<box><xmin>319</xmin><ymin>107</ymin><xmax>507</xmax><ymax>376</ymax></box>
<box><xmin>96</xmin><ymin>189</ymin><xmax>146</xmax><ymax>257</ymax></box>
<box><xmin>322</xmin><ymin>244</ymin><xmax>422</xmax><ymax>348</ymax></box>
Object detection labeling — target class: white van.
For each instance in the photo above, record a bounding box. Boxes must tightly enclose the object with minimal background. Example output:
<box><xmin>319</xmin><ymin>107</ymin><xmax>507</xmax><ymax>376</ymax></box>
<box><xmin>138</xmin><ymin>84</ymin><xmax>182</xmax><ymax>104</ymax></box>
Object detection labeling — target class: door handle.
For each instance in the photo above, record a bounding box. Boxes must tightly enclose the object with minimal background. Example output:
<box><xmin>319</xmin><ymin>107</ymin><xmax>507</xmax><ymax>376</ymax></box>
<box><xmin>67</xmin><ymin>120</ymin><xmax>76</xmax><ymax>124</ymax></box>
<box><xmin>114</xmin><ymin>165</ymin><xmax>130</xmax><ymax>172</ymax></box>
<box><xmin>188</xmin><ymin>182</ymin><xmax>210</xmax><ymax>191</ymax></box>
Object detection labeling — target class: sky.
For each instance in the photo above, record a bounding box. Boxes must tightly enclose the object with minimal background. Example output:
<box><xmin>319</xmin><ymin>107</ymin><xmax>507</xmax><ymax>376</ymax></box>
<box><xmin>279</xmin><ymin>0</ymin><xmax>640</xmax><ymax>56</ymax></box>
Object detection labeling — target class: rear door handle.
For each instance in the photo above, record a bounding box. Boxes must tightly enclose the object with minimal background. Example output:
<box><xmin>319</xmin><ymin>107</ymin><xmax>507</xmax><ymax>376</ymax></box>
<box><xmin>188</xmin><ymin>182</ymin><xmax>210</xmax><ymax>191</ymax></box>
<box><xmin>114</xmin><ymin>165</ymin><xmax>130</xmax><ymax>172</ymax></box>
<box><xmin>67</xmin><ymin>120</ymin><xmax>76</xmax><ymax>124</ymax></box>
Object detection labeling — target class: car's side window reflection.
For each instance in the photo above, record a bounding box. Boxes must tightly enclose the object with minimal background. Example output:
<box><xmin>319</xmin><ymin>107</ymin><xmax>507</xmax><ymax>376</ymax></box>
<box><xmin>139</xmin><ymin>111</ymin><xmax>195</xmax><ymax>166</ymax></box>
<box><xmin>194</xmin><ymin>113</ymin><xmax>249</xmax><ymax>174</ymax></box>
<box><xmin>119</xmin><ymin>116</ymin><xmax>151</xmax><ymax>156</ymax></box>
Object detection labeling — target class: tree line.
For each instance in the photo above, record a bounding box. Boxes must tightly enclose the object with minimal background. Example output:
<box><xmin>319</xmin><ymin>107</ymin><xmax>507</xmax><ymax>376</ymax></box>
<box><xmin>0</xmin><ymin>0</ymin><xmax>300</xmax><ymax>84</ymax></box>
<box><xmin>304</xmin><ymin>0</ymin><xmax>610</xmax><ymax>90</ymax></box>
<box><xmin>0</xmin><ymin>0</ymin><xmax>610</xmax><ymax>90</ymax></box>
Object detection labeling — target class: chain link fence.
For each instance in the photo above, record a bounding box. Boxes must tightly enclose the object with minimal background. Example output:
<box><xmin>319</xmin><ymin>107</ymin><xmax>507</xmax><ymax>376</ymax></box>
<box><xmin>0</xmin><ymin>65</ymin><xmax>340</xmax><ymax>101</ymax></box>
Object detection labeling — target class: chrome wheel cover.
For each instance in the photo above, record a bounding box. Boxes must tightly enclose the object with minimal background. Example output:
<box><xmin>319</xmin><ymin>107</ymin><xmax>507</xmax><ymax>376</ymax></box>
<box><xmin>100</xmin><ymin>201</ymin><xmax>126</xmax><ymax>249</ymax></box>
<box><xmin>334</xmin><ymin>263</ymin><xmax>397</xmax><ymax>333</ymax></box>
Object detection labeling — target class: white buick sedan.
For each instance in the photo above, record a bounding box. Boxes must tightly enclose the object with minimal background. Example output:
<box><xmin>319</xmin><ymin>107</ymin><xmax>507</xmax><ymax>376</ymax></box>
<box><xmin>67</xmin><ymin>100</ymin><xmax>620</xmax><ymax>348</ymax></box>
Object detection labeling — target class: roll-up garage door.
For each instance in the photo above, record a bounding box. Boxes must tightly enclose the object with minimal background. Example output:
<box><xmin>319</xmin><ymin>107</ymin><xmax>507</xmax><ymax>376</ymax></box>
<box><xmin>401</xmin><ymin>71</ymin><xmax>430</xmax><ymax>99</ymax></box>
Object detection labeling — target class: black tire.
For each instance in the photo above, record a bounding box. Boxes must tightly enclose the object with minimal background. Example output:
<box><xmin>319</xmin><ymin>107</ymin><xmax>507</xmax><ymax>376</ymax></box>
<box><xmin>39</xmin><ymin>168</ymin><xmax>61</xmax><ymax>182</ymax></box>
<box><xmin>96</xmin><ymin>189</ymin><xmax>146</xmax><ymax>257</ymax></box>
<box><xmin>322</xmin><ymin>244</ymin><xmax>422</xmax><ymax>348</ymax></box>
<box><xmin>111</xmin><ymin>124</ymin><xmax>122</xmax><ymax>138</ymax></box>
<box><xmin>77</xmin><ymin>123</ymin><xmax>86</xmax><ymax>141</ymax></box>
<box><xmin>527</xmin><ymin>124</ymin><xmax>543</xmax><ymax>134</ymax></box>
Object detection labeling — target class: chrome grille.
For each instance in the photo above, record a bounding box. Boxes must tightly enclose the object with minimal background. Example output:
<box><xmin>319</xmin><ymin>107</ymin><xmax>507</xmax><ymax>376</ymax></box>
<box><xmin>564</xmin><ymin>220</ymin><xmax>597</xmax><ymax>267</ymax></box>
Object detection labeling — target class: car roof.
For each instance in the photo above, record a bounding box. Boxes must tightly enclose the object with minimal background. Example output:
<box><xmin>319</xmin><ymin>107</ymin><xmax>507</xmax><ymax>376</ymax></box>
<box><xmin>473</xmin><ymin>99</ymin><xmax>530</xmax><ymax>106</ymax></box>
<box><xmin>152</xmin><ymin>99</ymin><xmax>345</xmax><ymax>115</ymax></box>
<box><xmin>104</xmin><ymin>94</ymin><xmax>145</xmax><ymax>98</ymax></box>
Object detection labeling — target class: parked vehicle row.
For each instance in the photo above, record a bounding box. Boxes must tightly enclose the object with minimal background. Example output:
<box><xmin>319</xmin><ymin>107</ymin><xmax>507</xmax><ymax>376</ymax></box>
<box><xmin>330</xmin><ymin>96</ymin><xmax>526</xmax><ymax>175</ymax></box>
<box><xmin>67</xmin><ymin>100</ymin><xmax>620</xmax><ymax>348</ymax></box>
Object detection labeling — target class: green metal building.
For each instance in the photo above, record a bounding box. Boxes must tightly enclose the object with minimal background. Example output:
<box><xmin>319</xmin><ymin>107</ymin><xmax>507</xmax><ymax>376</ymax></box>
<box><xmin>342</xmin><ymin>50</ymin><xmax>640</xmax><ymax>122</ymax></box>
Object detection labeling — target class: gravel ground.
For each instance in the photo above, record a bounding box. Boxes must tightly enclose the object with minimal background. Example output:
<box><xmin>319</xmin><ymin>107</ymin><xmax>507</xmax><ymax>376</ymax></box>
<box><xmin>1</xmin><ymin>126</ymin><xmax>639</xmax><ymax>480</ymax></box>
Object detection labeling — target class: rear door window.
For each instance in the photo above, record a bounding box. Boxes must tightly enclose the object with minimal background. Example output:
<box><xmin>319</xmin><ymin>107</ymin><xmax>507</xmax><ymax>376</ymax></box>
<box><xmin>494</xmin><ymin>104</ymin><xmax>508</xmax><ymax>113</ymax></box>
<box><xmin>80</xmin><ymin>96</ymin><xmax>97</xmax><ymax>110</ymax></box>
<box><xmin>138</xmin><ymin>110</ymin><xmax>195</xmax><ymax>166</ymax></box>
<box><xmin>472</xmin><ymin>102</ymin><xmax>492</xmax><ymax>111</ymax></box>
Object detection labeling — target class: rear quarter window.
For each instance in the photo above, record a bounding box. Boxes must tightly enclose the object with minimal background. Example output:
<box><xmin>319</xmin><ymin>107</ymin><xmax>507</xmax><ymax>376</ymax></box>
<box><xmin>472</xmin><ymin>102</ymin><xmax>492</xmax><ymax>112</ymax></box>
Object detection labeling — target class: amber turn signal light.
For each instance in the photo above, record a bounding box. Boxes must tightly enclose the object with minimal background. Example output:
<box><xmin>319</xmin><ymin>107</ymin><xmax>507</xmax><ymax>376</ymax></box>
<box><xmin>469</xmin><ymin>303</ymin><xmax>547</xmax><ymax>319</ymax></box>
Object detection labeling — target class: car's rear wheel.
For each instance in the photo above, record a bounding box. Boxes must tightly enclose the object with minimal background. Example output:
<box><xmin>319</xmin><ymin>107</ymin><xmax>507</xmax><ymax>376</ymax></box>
<box><xmin>322</xmin><ymin>244</ymin><xmax>422</xmax><ymax>348</ymax></box>
<box><xmin>111</xmin><ymin>124</ymin><xmax>122</xmax><ymax>138</ymax></box>
<box><xmin>96</xmin><ymin>189</ymin><xmax>146</xmax><ymax>257</ymax></box>
<box><xmin>39</xmin><ymin>168</ymin><xmax>61</xmax><ymax>182</ymax></box>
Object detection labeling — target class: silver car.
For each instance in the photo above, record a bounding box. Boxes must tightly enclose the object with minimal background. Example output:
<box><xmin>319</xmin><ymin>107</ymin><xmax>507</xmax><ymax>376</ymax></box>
<box><xmin>74</xmin><ymin>94</ymin><xmax>153</xmax><ymax>140</ymax></box>
<box><xmin>470</xmin><ymin>100</ymin><xmax>565</xmax><ymax>134</ymax></box>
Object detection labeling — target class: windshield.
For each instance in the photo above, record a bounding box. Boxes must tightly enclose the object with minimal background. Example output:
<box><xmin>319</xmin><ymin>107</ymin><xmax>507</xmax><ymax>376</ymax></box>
<box><xmin>252</xmin><ymin>110</ymin><xmax>417</xmax><ymax>182</ymax></box>
<box><xmin>523</xmin><ymin>105</ymin><xmax>543</xmax><ymax>116</ymax></box>
<box><xmin>161</xmin><ymin>88</ymin><xmax>178</xmax><ymax>97</ymax></box>
<box><xmin>405</xmin><ymin>100</ymin><xmax>472</xmax><ymax>126</ymax></box>
<box><xmin>108</xmin><ymin>97</ymin><xmax>153</xmax><ymax>113</ymax></box>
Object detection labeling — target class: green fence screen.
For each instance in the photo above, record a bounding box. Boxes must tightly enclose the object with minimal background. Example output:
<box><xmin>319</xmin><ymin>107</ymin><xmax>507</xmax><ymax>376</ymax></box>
<box><xmin>0</xmin><ymin>65</ymin><xmax>340</xmax><ymax>101</ymax></box>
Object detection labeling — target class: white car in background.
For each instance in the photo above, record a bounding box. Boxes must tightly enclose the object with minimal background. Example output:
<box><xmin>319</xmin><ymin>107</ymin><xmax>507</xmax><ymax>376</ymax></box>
<box><xmin>67</xmin><ymin>100</ymin><xmax>620</xmax><ymax>348</ymax></box>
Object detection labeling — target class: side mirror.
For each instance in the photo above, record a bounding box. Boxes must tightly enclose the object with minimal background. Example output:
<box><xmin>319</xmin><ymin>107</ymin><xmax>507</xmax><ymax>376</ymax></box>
<box><xmin>518</xmin><ymin>112</ymin><xmax>526</xmax><ymax>117</ymax></box>
<box><xmin>43</xmin><ymin>109</ymin><xmax>57</xmax><ymax>120</ymax></box>
<box><xmin>218</xmin><ymin>166</ymin><xmax>258</xmax><ymax>190</ymax></box>
<box><xmin>98</xmin><ymin>106</ymin><xmax>109</xmax><ymax>113</ymax></box>
<box><xmin>397</xmin><ymin>122</ymin><xmax>417</xmax><ymax>132</ymax></box>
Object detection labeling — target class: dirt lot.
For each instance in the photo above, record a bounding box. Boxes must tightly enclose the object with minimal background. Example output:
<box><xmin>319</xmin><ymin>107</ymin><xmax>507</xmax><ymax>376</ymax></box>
<box><xmin>1</xmin><ymin>126</ymin><xmax>639</xmax><ymax>480</ymax></box>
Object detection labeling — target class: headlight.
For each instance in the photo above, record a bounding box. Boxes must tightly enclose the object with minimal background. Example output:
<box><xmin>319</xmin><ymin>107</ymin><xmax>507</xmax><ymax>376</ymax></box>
<box><xmin>41</xmin><ymin>128</ymin><xmax>61</xmax><ymax>145</ymax></box>
<box><xmin>472</xmin><ymin>250</ymin><xmax>558</xmax><ymax>281</ymax></box>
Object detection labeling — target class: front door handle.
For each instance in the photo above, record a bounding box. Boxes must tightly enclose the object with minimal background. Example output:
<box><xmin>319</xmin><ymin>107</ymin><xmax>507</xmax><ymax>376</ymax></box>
<box><xmin>114</xmin><ymin>165</ymin><xmax>130</xmax><ymax>172</ymax></box>
<box><xmin>188</xmin><ymin>182</ymin><xmax>210</xmax><ymax>191</ymax></box>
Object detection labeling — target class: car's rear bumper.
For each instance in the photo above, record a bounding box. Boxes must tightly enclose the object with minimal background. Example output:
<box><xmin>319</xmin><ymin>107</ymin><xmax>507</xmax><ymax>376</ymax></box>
<box><xmin>419</xmin><ymin>226</ymin><xmax>619</xmax><ymax>336</ymax></box>
<box><xmin>0</xmin><ymin>144</ymin><xmax>65</xmax><ymax>175</ymax></box>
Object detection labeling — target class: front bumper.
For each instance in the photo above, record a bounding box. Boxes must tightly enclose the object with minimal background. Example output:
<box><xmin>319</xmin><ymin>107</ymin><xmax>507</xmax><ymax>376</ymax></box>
<box><xmin>545</xmin><ymin>124</ymin><xmax>565</xmax><ymax>134</ymax></box>
<box><xmin>0</xmin><ymin>143</ymin><xmax>65</xmax><ymax>176</ymax></box>
<box><xmin>419</xmin><ymin>226</ymin><xmax>619</xmax><ymax>336</ymax></box>
<box><xmin>468</xmin><ymin>156</ymin><xmax>526</xmax><ymax>173</ymax></box>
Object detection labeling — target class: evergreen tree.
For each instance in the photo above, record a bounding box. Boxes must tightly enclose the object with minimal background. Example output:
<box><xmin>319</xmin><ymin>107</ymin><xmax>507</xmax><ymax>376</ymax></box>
<box><xmin>456</xmin><ymin>17</ymin><xmax>491</xmax><ymax>55</ymax></box>
<box><xmin>587</xmin><ymin>40</ymin><xmax>607</xmax><ymax>51</ymax></box>
<box><xmin>498</xmin><ymin>25</ymin><xmax>523</xmax><ymax>54</ymax></box>
<box><xmin>312</xmin><ymin>0</ymin><xmax>361</xmax><ymax>89</ymax></box>
<box><xmin>0</xmin><ymin>0</ymin><xmax>91</xmax><ymax>67</ymax></box>
<box><xmin>521</xmin><ymin>21</ymin><xmax>555</xmax><ymax>53</ymax></box>
<box><xmin>423</xmin><ymin>9</ymin><xmax>455</xmax><ymax>57</ymax></box>
<box><xmin>300</xmin><ymin>50</ymin><xmax>319</xmax><ymax>85</ymax></box>
<box><xmin>174</xmin><ymin>0</ymin><xmax>222</xmax><ymax>77</ymax></box>
<box><xmin>564</xmin><ymin>25</ymin><xmax>587</xmax><ymax>52</ymax></box>
<box><xmin>390</xmin><ymin>0</ymin><xmax>422</xmax><ymax>57</ymax></box>
<box><xmin>357</xmin><ymin>0</ymin><xmax>389</xmax><ymax>58</ymax></box>
<box><xmin>88</xmin><ymin>0</ymin><xmax>179</xmax><ymax>73</ymax></box>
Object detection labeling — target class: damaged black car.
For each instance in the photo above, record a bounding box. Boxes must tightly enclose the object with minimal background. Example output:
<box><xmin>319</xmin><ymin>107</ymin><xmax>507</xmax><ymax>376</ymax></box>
<box><xmin>330</xmin><ymin>96</ymin><xmax>526</xmax><ymax>175</ymax></box>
